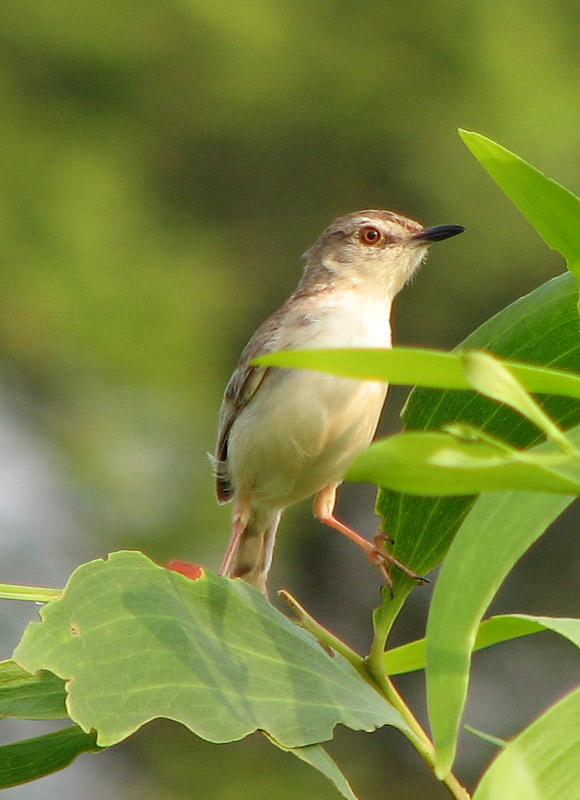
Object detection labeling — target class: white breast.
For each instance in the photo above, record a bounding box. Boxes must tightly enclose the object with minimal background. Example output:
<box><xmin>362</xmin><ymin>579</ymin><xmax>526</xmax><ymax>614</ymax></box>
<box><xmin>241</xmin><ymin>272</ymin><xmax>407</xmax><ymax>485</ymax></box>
<box><xmin>300</xmin><ymin>292</ymin><xmax>392</xmax><ymax>350</ymax></box>
<box><xmin>228</xmin><ymin>289</ymin><xmax>392</xmax><ymax>511</ymax></box>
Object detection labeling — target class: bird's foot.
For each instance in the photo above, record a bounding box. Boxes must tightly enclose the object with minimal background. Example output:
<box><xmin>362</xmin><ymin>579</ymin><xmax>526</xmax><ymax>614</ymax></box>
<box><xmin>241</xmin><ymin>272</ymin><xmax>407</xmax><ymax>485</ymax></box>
<box><xmin>366</xmin><ymin>533</ymin><xmax>428</xmax><ymax>595</ymax></box>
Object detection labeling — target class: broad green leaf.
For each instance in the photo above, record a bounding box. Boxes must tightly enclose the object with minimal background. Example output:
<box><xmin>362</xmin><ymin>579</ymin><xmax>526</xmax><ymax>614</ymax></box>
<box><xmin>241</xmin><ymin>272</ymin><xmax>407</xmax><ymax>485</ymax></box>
<box><xmin>347</xmin><ymin>430</ymin><xmax>580</xmax><ymax>496</ymax></box>
<box><xmin>255</xmin><ymin>346</ymin><xmax>580</xmax><ymax>400</ymax></box>
<box><xmin>257</xmin><ymin>275</ymin><xmax>580</xmax><ymax>593</ymax></box>
<box><xmin>383</xmin><ymin>613</ymin><xmax>580</xmax><ymax>676</ymax></box>
<box><xmin>426</xmin><ymin>478</ymin><xmax>578</xmax><ymax>777</ymax></box>
<box><xmin>13</xmin><ymin>551</ymin><xmax>412</xmax><ymax>749</ymax></box>
<box><xmin>459</xmin><ymin>129</ymin><xmax>580</xmax><ymax>278</ymax></box>
<box><xmin>377</xmin><ymin>272</ymin><xmax>580</xmax><ymax>594</ymax></box>
<box><xmin>269</xmin><ymin>738</ymin><xmax>360</xmax><ymax>800</ymax></box>
<box><xmin>0</xmin><ymin>660</ymin><xmax>67</xmax><ymax>719</ymax></box>
<box><xmin>473</xmin><ymin>686</ymin><xmax>580</xmax><ymax>800</ymax></box>
<box><xmin>0</xmin><ymin>726</ymin><xmax>100</xmax><ymax>789</ymax></box>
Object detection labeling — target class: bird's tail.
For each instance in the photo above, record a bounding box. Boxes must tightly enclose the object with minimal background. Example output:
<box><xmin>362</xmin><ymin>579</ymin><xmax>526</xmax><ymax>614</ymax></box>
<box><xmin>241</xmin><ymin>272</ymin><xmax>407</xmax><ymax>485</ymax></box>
<box><xmin>219</xmin><ymin>510</ymin><xmax>281</xmax><ymax>594</ymax></box>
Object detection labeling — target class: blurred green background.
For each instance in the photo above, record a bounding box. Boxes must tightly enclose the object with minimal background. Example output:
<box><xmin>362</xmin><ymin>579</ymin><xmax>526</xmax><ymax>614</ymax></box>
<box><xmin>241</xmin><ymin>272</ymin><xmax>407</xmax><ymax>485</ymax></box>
<box><xmin>1</xmin><ymin>1</ymin><xmax>580</xmax><ymax>798</ymax></box>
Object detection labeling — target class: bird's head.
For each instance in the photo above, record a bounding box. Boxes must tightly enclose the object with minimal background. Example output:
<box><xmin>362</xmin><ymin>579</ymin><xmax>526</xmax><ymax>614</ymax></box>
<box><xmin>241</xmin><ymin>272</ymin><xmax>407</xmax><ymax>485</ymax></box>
<box><xmin>303</xmin><ymin>209</ymin><xmax>464</xmax><ymax>295</ymax></box>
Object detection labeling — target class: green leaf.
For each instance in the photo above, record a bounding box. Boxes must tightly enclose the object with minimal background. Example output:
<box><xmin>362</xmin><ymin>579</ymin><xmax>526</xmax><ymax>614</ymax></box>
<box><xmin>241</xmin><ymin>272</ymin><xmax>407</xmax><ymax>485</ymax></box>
<box><xmin>13</xmin><ymin>551</ymin><xmax>412</xmax><ymax>749</ymax></box>
<box><xmin>254</xmin><ymin>346</ymin><xmax>580</xmax><ymax>400</ymax></box>
<box><xmin>269</xmin><ymin>738</ymin><xmax>360</xmax><ymax>800</ymax></box>
<box><xmin>464</xmin><ymin>726</ymin><xmax>507</xmax><ymax>749</ymax></box>
<box><xmin>460</xmin><ymin>351</ymin><xmax>574</xmax><ymax>451</ymax></box>
<box><xmin>427</xmin><ymin>606</ymin><xmax>580</xmax><ymax>777</ymax></box>
<box><xmin>0</xmin><ymin>660</ymin><xmax>67</xmax><ymax>719</ymax></box>
<box><xmin>377</xmin><ymin>272</ymin><xmax>580</xmax><ymax>592</ymax></box>
<box><xmin>347</xmin><ymin>430</ymin><xmax>580</xmax><ymax>496</ymax></box>
<box><xmin>364</xmin><ymin>275</ymin><xmax>580</xmax><ymax>775</ymax></box>
<box><xmin>518</xmin><ymin>614</ymin><xmax>580</xmax><ymax>648</ymax></box>
<box><xmin>257</xmin><ymin>276</ymin><xmax>580</xmax><ymax>594</ymax></box>
<box><xmin>426</xmin><ymin>482</ymin><xmax>577</xmax><ymax>777</ymax></box>
<box><xmin>383</xmin><ymin>613</ymin><xmax>579</xmax><ymax>676</ymax></box>
<box><xmin>0</xmin><ymin>726</ymin><xmax>100</xmax><ymax>790</ymax></box>
<box><xmin>473</xmin><ymin>686</ymin><xmax>580</xmax><ymax>800</ymax></box>
<box><xmin>459</xmin><ymin>129</ymin><xmax>580</xmax><ymax>278</ymax></box>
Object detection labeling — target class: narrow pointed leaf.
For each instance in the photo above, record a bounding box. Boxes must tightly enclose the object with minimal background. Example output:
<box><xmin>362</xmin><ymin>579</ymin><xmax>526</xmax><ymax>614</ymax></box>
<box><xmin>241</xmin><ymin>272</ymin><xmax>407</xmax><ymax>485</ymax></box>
<box><xmin>377</xmin><ymin>273</ymin><xmax>580</xmax><ymax>594</ymax></box>
<box><xmin>0</xmin><ymin>584</ymin><xmax>62</xmax><ymax>603</ymax></box>
<box><xmin>269</xmin><ymin>738</ymin><xmax>360</xmax><ymax>800</ymax></box>
<box><xmin>459</xmin><ymin>129</ymin><xmax>580</xmax><ymax>277</ymax></box>
<box><xmin>461</xmin><ymin>351</ymin><xmax>573</xmax><ymax>449</ymax></box>
<box><xmin>347</xmin><ymin>430</ymin><xmax>580</xmax><ymax>495</ymax></box>
<box><xmin>428</xmin><ymin>604</ymin><xmax>580</xmax><ymax>777</ymax></box>
<box><xmin>383</xmin><ymin>613</ymin><xmax>580</xmax><ymax>676</ymax></box>
<box><xmin>426</xmin><ymin>465</ymin><xmax>578</xmax><ymax>776</ymax></box>
<box><xmin>0</xmin><ymin>660</ymin><xmax>67</xmax><ymax>719</ymax></box>
<box><xmin>0</xmin><ymin>726</ymin><xmax>100</xmax><ymax>789</ymax></box>
<box><xmin>255</xmin><ymin>346</ymin><xmax>580</xmax><ymax>401</ymax></box>
<box><xmin>464</xmin><ymin>726</ymin><xmax>508</xmax><ymax>749</ymax></box>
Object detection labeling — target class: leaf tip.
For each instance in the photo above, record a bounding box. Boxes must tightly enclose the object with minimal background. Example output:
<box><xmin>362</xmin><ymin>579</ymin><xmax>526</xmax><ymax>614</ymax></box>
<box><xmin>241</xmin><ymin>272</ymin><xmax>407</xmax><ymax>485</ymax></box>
<box><xmin>458</xmin><ymin>128</ymin><xmax>479</xmax><ymax>144</ymax></box>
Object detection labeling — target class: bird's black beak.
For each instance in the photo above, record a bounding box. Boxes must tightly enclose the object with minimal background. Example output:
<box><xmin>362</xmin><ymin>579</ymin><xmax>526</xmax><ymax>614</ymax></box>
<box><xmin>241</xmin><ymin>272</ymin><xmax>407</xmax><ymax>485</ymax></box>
<box><xmin>412</xmin><ymin>224</ymin><xmax>465</xmax><ymax>243</ymax></box>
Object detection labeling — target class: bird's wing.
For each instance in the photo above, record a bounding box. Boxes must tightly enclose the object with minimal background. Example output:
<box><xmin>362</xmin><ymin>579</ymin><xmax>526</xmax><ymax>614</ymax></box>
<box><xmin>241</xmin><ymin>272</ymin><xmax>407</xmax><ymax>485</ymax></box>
<box><xmin>214</xmin><ymin>309</ymin><xmax>284</xmax><ymax>503</ymax></box>
<box><xmin>214</xmin><ymin>291</ymin><xmax>313</xmax><ymax>502</ymax></box>
<box><xmin>215</xmin><ymin>362</ymin><xmax>270</xmax><ymax>501</ymax></box>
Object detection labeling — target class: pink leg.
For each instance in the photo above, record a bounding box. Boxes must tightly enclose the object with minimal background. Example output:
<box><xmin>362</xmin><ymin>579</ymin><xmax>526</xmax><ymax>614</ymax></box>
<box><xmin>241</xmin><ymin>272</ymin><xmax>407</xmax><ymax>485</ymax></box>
<box><xmin>314</xmin><ymin>485</ymin><xmax>427</xmax><ymax>590</ymax></box>
<box><xmin>314</xmin><ymin>485</ymin><xmax>375</xmax><ymax>552</ymax></box>
<box><xmin>220</xmin><ymin>516</ymin><xmax>246</xmax><ymax>575</ymax></box>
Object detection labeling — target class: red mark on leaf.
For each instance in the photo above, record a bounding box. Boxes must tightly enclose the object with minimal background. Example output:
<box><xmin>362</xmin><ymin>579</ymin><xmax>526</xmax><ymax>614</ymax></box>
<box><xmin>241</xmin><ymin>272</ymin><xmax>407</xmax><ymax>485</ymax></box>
<box><xmin>165</xmin><ymin>560</ymin><xmax>203</xmax><ymax>581</ymax></box>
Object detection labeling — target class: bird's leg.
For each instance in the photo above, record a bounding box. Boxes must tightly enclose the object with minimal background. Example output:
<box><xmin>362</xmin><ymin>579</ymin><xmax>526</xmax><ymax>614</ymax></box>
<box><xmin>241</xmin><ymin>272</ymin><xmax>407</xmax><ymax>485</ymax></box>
<box><xmin>313</xmin><ymin>485</ymin><xmax>427</xmax><ymax>590</ymax></box>
<box><xmin>219</xmin><ymin>514</ymin><xmax>247</xmax><ymax>575</ymax></box>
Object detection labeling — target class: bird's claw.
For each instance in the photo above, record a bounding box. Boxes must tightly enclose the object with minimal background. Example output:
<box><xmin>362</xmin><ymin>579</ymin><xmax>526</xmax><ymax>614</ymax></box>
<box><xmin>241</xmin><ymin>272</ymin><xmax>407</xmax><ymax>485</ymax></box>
<box><xmin>366</xmin><ymin>533</ymin><xmax>428</xmax><ymax>596</ymax></box>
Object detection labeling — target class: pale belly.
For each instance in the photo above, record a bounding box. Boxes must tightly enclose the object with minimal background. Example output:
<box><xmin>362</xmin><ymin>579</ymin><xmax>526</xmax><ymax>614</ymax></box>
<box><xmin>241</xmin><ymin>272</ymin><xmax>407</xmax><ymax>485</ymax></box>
<box><xmin>228</xmin><ymin>368</ymin><xmax>387</xmax><ymax>510</ymax></box>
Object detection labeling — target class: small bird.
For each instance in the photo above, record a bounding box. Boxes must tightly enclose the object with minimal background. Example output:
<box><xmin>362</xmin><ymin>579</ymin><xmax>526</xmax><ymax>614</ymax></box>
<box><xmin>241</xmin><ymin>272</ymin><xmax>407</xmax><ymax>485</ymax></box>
<box><xmin>215</xmin><ymin>209</ymin><xmax>464</xmax><ymax>592</ymax></box>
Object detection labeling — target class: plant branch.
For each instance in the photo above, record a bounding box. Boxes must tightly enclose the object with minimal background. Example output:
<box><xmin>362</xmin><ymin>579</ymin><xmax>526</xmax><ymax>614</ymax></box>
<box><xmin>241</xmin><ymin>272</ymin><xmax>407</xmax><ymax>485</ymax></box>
<box><xmin>364</xmin><ymin>658</ymin><xmax>470</xmax><ymax>800</ymax></box>
<box><xmin>282</xmin><ymin>588</ymin><xmax>470</xmax><ymax>800</ymax></box>
<box><xmin>0</xmin><ymin>584</ymin><xmax>62</xmax><ymax>603</ymax></box>
<box><xmin>279</xmin><ymin>590</ymin><xmax>372</xmax><ymax>685</ymax></box>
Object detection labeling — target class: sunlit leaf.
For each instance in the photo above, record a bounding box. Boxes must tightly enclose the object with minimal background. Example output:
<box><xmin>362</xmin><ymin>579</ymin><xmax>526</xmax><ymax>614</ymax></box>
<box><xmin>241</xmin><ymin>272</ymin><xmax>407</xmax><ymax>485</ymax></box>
<box><xmin>473</xmin><ymin>686</ymin><xmax>580</xmax><ymax>800</ymax></box>
<box><xmin>254</xmin><ymin>346</ymin><xmax>580</xmax><ymax>400</ymax></box>
<box><xmin>425</xmin><ymin>460</ymin><xmax>579</xmax><ymax>776</ymax></box>
<box><xmin>459</xmin><ymin>129</ymin><xmax>580</xmax><ymax>278</ymax></box>
<box><xmin>13</xmin><ymin>552</ymin><xmax>413</xmax><ymax>749</ymax></box>
<box><xmin>347</xmin><ymin>429</ymin><xmax>580</xmax><ymax>495</ymax></box>
<box><xmin>460</xmin><ymin>351</ymin><xmax>573</xmax><ymax>450</ymax></box>
<box><xmin>383</xmin><ymin>613</ymin><xmax>580</xmax><ymax>676</ymax></box>
<box><xmin>377</xmin><ymin>273</ymin><xmax>580</xmax><ymax>595</ymax></box>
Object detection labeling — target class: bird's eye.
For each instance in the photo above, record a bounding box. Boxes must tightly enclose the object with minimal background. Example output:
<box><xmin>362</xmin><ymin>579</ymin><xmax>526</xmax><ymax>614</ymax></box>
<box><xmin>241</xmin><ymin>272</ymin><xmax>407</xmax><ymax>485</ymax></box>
<box><xmin>359</xmin><ymin>226</ymin><xmax>383</xmax><ymax>246</ymax></box>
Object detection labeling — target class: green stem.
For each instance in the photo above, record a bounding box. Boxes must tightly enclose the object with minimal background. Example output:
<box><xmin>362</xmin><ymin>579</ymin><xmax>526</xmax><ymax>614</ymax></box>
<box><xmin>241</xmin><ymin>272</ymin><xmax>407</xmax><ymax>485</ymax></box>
<box><xmin>279</xmin><ymin>590</ymin><xmax>371</xmax><ymax>684</ymax></box>
<box><xmin>282</xmin><ymin>589</ymin><xmax>470</xmax><ymax>800</ymax></box>
<box><xmin>365</xmin><ymin>659</ymin><xmax>470</xmax><ymax>800</ymax></box>
<box><xmin>0</xmin><ymin>583</ymin><xmax>62</xmax><ymax>603</ymax></box>
<box><xmin>368</xmin><ymin>582</ymin><xmax>413</xmax><ymax>668</ymax></box>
